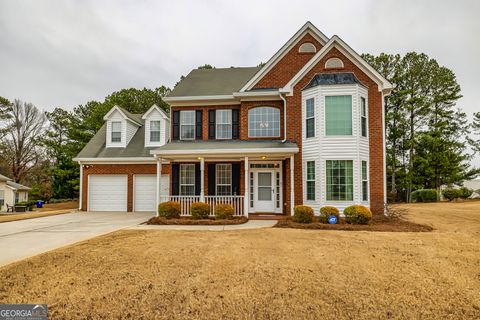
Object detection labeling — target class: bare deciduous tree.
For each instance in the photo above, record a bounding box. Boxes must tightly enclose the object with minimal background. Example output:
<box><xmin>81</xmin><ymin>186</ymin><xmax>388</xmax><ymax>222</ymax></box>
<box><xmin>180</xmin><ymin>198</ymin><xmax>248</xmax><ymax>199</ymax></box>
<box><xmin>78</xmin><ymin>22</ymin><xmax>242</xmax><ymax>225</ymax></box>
<box><xmin>0</xmin><ymin>99</ymin><xmax>46</xmax><ymax>182</ymax></box>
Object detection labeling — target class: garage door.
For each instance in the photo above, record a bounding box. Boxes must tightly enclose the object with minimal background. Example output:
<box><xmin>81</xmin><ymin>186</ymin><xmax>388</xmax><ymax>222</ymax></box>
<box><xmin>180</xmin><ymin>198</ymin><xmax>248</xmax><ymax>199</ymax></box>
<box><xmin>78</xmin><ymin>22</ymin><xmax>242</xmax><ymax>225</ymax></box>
<box><xmin>134</xmin><ymin>174</ymin><xmax>170</xmax><ymax>212</ymax></box>
<box><xmin>89</xmin><ymin>175</ymin><xmax>128</xmax><ymax>211</ymax></box>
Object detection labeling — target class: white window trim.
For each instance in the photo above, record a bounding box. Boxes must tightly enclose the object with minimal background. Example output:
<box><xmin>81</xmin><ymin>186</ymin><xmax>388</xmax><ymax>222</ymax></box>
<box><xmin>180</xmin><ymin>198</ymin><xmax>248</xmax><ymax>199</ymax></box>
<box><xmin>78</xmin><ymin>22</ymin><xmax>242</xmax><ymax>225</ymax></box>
<box><xmin>180</xmin><ymin>164</ymin><xmax>195</xmax><ymax>196</ymax></box>
<box><xmin>362</xmin><ymin>160</ymin><xmax>369</xmax><ymax>202</ymax></box>
<box><xmin>215</xmin><ymin>164</ymin><xmax>232</xmax><ymax>195</ymax></box>
<box><xmin>180</xmin><ymin>110</ymin><xmax>195</xmax><ymax>141</ymax></box>
<box><xmin>306</xmin><ymin>161</ymin><xmax>315</xmax><ymax>201</ymax></box>
<box><xmin>111</xmin><ymin>121</ymin><xmax>122</xmax><ymax>143</ymax></box>
<box><xmin>360</xmin><ymin>96</ymin><xmax>368</xmax><ymax>138</ymax></box>
<box><xmin>215</xmin><ymin>110</ymin><xmax>232</xmax><ymax>140</ymax></box>
<box><xmin>248</xmin><ymin>106</ymin><xmax>281</xmax><ymax>138</ymax></box>
<box><xmin>150</xmin><ymin>120</ymin><xmax>161</xmax><ymax>142</ymax></box>
<box><xmin>306</xmin><ymin>98</ymin><xmax>315</xmax><ymax>138</ymax></box>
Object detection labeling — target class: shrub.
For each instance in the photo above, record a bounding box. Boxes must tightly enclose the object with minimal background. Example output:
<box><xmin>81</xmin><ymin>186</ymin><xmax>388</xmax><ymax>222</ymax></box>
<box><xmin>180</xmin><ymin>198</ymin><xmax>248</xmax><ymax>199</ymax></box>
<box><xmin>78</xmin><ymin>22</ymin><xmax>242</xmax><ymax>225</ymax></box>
<box><xmin>293</xmin><ymin>205</ymin><xmax>314</xmax><ymax>223</ymax></box>
<box><xmin>411</xmin><ymin>189</ymin><xmax>438</xmax><ymax>202</ymax></box>
<box><xmin>158</xmin><ymin>201</ymin><xmax>181</xmax><ymax>219</ymax></box>
<box><xmin>442</xmin><ymin>188</ymin><xmax>460</xmax><ymax>201</ymax></box>
<box><xmin>344</xmin><ymin>205</ymin><xmax>372</xmax><ymax>225</ymax></box>
<box><xmin>319</xmin><ymin>206</ymin><xmax>340</xmax><ymax>224</ymax></box>
<box><xmin>459</xmin><ymin>187</ymin><xmax>473</xmax><ymax>199</ymax></box>
<box><xmin>190</xmin><ymin>202</ymin><xmax>210</xmax><ymax>219</ymax></box>
<box><xmin>214</xmin><ymin>204</ymin><xmax>234</xmax><ymax>220</ymax></box>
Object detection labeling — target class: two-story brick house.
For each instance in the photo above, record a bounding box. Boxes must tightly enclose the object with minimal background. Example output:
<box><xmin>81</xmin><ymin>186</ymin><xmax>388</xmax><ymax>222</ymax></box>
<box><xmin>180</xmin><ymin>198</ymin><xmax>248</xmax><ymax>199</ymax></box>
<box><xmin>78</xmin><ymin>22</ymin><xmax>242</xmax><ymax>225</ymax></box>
<box><xmin>75</xmin><ymin>22</ymin><xmax>392</xmax><ymax>217</ymax></box>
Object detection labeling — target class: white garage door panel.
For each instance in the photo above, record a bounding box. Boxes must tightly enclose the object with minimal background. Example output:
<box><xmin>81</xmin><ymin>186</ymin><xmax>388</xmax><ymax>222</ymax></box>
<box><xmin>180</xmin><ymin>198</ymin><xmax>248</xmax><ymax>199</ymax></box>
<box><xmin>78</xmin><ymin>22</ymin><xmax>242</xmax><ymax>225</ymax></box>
<box><xmin>89</xmin><ymin>175</ymin><xmax>128</xmax><ymax>211</ymax></box>
<box><xmin>134</xmin><ymin>174</ymin><xmax>169</xmax><ymax>212</ymax></box>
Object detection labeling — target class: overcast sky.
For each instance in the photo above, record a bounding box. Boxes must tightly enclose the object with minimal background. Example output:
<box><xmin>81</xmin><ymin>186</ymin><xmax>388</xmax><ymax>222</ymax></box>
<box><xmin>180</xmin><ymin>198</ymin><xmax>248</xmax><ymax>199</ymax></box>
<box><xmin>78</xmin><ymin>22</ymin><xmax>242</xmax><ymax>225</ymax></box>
<box><xmin>1</xmin><ymin>0</ymin><xmax>479</xmax><ymax>164</ymax></box>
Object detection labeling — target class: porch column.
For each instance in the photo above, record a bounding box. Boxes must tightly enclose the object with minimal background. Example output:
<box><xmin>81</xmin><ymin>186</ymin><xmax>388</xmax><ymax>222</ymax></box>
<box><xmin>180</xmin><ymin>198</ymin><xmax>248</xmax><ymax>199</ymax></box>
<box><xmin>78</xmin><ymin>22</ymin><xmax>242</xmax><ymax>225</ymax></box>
<box><xmin>78</xmin><ymin>162</ymin><xmax>83</xmax><ymax>210</ymax></box>
<box><xmin>200</xmin><ymin>157</ymin><xmax>205</xmax><ymax>201</ymax></box>
<box><xmin>156</xmin><ymin>157</ymin><xmax>162</xmax><ymax>216</ymax></box>
<box><xmin>244</xmin><ymin>156</ymin><xmax>249</xmax><ymax>217</ymax></box>
<box><xmin>290</xmin><ymin>155</ymin><xmax>294</xmax><ymax>216</ymax></box>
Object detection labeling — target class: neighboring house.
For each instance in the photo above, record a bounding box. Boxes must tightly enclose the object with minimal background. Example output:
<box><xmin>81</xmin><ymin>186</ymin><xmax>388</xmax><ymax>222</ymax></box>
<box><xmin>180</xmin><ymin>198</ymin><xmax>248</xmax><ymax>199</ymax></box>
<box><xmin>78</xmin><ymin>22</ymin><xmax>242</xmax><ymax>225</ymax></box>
<box><xmin>74</xmin><ymin>22</ymin><xmax>392</xmax><ymax>216</ymax></box>
<box><xmin>0</xmin><ymin>174</ymin><xmax>30</xmax><ymax>211</ymax></box>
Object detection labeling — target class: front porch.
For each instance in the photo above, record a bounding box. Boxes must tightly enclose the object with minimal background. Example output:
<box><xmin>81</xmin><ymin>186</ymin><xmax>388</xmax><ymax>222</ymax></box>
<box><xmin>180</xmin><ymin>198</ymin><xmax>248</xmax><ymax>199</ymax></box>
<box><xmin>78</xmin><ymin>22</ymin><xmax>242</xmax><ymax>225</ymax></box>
<box><xmin>151</xmin><ymin>141</ymin><xmax>299</xmax><ymax>217</ymax></box>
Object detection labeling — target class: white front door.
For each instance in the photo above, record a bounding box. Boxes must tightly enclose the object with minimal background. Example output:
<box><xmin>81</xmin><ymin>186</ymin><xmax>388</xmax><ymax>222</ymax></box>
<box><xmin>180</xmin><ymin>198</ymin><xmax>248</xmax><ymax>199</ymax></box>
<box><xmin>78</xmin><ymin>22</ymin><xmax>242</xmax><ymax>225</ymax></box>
<box><xmin>255</xmin><ymin>171</ymin><xmax>275</xmax><ymax>212</ymax></box>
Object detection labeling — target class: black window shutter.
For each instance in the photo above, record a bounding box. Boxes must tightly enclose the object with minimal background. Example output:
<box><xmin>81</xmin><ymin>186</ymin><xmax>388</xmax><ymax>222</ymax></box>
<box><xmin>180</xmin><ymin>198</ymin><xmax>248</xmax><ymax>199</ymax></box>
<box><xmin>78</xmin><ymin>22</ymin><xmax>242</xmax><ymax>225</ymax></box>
<box><xmin>208</xmin><ymin>164</ymin><xmax>216</xmax><ymax>195</ymax></box>
<box><xmin>172</xmin><ymin>164</ymin><xmax>179</xmax><ymax>195</ymax></box>
<box><xmin>195</xmin><ymin>163</ymin><xmax>201</xmax><ymax>195</ymax></box>
<box><xmin>172</xmin><ymin>111</ymin><xmax>180</xmax><ymax>141</ymax></box>
<box><xmin>195</xmin><ymin>110</ymin><xmax>203</xmax><ymax>140</ymax></box>
<box><xmin>232</xmin><ymin>163</ymin><xmax>241</xmax><ymax>195</ymax></box>
<box><xmin>208</xmin><ymin>110</ymin><xmax>216</xmax><ymax>139</ymax></box>
<box><xmin>232</xmin><ymin>109</ymin><xmax>240</xmax><ymax>139</ymax></box>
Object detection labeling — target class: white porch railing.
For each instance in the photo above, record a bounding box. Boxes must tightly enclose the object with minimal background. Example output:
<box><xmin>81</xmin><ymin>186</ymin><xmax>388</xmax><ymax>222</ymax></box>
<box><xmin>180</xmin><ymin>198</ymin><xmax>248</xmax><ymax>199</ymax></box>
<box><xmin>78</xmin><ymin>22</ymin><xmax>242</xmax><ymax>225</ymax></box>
<box><xmin>159</xmin><ymin>195</ymin><xmax>245</xmax><ymax>217</ymax></box>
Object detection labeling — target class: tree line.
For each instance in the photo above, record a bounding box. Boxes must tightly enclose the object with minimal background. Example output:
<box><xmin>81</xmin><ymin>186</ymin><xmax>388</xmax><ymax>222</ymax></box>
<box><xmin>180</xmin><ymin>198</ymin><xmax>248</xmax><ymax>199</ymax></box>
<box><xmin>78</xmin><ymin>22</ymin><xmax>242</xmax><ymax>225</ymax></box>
<box><xmin>0</xmin><ymin>55</ymin><xmax>479</xmax><ymax>202</ymax></box>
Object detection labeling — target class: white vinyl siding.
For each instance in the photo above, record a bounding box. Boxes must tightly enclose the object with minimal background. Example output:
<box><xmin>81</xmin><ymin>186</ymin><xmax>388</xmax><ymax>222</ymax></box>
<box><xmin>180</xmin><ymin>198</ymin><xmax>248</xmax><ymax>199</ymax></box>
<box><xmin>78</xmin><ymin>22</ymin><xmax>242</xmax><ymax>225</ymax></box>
<box><xmin>144</xmin><ymin>107</ymin><xmax>169</xmax><ymax>147</ymax></box>
<box><xmin>301</xmin><ymin>84</ymin><xmax>370</xmax><ymax>214</ymax></box>
<box><xmin>105</xmin><ymin>108</ymin><xmax>140</xmax><ymax>148</ymax></box>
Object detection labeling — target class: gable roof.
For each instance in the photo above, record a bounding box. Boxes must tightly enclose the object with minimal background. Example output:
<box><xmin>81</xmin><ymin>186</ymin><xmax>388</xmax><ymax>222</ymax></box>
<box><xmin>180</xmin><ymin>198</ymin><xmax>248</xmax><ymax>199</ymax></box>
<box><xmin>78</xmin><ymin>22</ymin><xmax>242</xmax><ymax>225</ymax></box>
<box><xmin>165</xmin><ymin>67</ymin><xmax>260</xmax><ymax>100</ymax></box>
<box><xmin>6</xmin><ymin>181</ymin><xmax>30</xmax><ymax>191</ymax></box>
<box><xmin>281</xmin><ymin>35</ymin><xmax>393</xmax><ymax>94</ymax></box>
<box><xmin>240</xmin><ymin>21</ymin><xmax>329</xmax><ymax>92</ymax></box>
<box><xmin>0</xmin><ymin>174</ymin><xmax>12</xmax><ymax>182</ymax></box>
<box><xmin>103</xmin><ymin>105</ymin><xmax>143</xmax><ymax>126</ymax></box>
<box><xmin>142</xmin><ymin>104</ymin><xmax>170</xmax><ymax>120</ymax></box>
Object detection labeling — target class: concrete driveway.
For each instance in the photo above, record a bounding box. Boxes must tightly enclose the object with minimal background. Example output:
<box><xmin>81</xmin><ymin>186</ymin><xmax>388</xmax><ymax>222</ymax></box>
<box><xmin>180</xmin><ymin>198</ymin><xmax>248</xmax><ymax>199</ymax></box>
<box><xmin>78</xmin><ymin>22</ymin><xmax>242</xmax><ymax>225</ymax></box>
<box><xmin>0</xmin><ymin>211</ymin><xmax>152</xmax><ymax>266</ymax></box>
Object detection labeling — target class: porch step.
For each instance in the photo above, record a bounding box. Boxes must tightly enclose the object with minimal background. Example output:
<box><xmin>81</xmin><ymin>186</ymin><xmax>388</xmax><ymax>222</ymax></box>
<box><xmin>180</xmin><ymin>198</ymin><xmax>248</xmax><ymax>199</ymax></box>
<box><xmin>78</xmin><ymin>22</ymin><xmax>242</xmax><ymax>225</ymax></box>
<box><xmin>248</xmin><ymin>214</ymin><xmax>286</xmax><ymax>220</ymax></box>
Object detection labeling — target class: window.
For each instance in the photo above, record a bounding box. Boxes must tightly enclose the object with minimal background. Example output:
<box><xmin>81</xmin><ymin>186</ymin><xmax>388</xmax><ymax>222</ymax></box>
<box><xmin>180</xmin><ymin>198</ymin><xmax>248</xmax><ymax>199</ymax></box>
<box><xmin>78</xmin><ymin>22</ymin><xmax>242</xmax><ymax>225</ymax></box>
<box><xmin>306</xmin><ymin>98</ymin><xmax>315</xmax><ymax>138</ymax></box>
<box><xmin>180</xmin><ymin>111</ymin><xmax>195</xmax><ymax>140</ymax></box>
<box><xmin>248</xmin><ymin>107</ymin><xmax>280</xmax><ymax>137</ymax></box>
<box><xmin>216</xmin><ymin>110</ymin><xmax>232</xmax><ymax>139</ymax></box>
<box><xmin>326</xmin><ymin>160</ymin><xmax>353</xmax><ymax>201</ymax></box>
<box><xmin>216</xmin><ymin>164</ymin><xmax>232</xmax><ymax>195</ymax></box>
<box><xmin>111</xmin><ymin>121</ymin><xmax>122</xmax><ymax>142</ymax></box>
<box><xmin>180</xmin><ymin>164</ymin><xmax>195</xmax><ymax>195</ymax></box>
<box><xmin>150</xmin><ymin>120</ymin><xmax>161</xmax><ymax>142</ymax></box>
<box><xmin>325</xmin><ymin>96</ymin><xmax>352</xmax><ymax>136</ymax></box>
<box><xmin>299</xmin><ymin>42</ymin><xmax>316</xmax><ymax>53</ymax></box>
<box><xmin>361</xmin><ymin>97</ymin><xmax>367</xmax><ymax>137</ymax></box>
<box><xmin>362</xmin><ymin>161</ymin><xmax>368</xmax><ymax>201</ymax></box>
<box><xmin>306</xmin><ymin>161</ymin><xmax>315</xmax><ymax>201</ymax></box>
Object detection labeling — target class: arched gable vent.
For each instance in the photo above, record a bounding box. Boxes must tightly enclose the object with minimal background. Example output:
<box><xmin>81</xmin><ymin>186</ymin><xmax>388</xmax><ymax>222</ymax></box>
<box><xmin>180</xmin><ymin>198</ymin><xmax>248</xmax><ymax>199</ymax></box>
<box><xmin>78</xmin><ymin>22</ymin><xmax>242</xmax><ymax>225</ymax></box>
<box><xmin>298</xmin><ymin>42</ymin><xmax>317</xmax><ymax>53</ymax></box>
<box><xmin>325</xmin><ymin>57</ymin><xmax>344</xmax><ymax>69</ymax></box>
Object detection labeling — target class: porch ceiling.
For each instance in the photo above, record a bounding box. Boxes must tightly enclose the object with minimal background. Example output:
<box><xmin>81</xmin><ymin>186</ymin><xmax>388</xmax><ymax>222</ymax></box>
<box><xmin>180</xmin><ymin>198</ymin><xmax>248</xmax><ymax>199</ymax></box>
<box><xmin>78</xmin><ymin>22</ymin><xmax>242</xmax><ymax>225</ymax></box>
<box><xmin>150</xmin><ymin>140</ymin><xmax>298</xmax><ymax>160</ymax></box>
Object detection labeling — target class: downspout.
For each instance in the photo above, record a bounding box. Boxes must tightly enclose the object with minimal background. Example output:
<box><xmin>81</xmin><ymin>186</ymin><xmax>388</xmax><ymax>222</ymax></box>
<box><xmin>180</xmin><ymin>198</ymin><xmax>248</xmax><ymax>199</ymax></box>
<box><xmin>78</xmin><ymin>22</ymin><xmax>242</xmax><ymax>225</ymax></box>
<box><xmin>280</xmin><ymin>92</ymin><xmax>287</xmax><ymax>143</ymax></box>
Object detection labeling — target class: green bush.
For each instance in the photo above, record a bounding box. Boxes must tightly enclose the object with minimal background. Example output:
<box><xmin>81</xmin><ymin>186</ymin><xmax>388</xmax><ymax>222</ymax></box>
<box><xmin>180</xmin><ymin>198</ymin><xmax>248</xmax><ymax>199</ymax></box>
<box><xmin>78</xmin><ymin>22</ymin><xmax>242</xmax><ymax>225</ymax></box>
<box><xmin>411</xmin><ymin>189</ymin><xmax>438</xmax><ymax>202</ymax></box>
<box><xmin>459</xmin><ymin>187</ymin><xmax>473</xmax><ymax>199</ymax></box>
<box><xmin>293</xmin><ymin>205</ymin><xmax>314</xmax><ymax>223</ymax></box>
<box><xmin>214</xmin><ymin>204</ymin><xmax>234</xmax><ymax>220</ymax></box>
<box><xmin>344</xmin><ymin>205</ymin><xmax>372</xmax><ymax>225</ymax></box>
<box><xmin>319</xmin><ymin>206</ymin><xmax>339</xmax><ymax>224</ymax></box>
<box><xmin>190</xmin><ymin>202</ymin><xmax>210</xmax><ymax>219</ymax></box>
<box><xmin>158</xmin><ymin>201</ymin><xmax>181</xmax><ymax>219</ymax></box>
<box><xmin>442</xmin><ymin>188</ymin><xmax>461</xmax><ymax>201</ymax></box>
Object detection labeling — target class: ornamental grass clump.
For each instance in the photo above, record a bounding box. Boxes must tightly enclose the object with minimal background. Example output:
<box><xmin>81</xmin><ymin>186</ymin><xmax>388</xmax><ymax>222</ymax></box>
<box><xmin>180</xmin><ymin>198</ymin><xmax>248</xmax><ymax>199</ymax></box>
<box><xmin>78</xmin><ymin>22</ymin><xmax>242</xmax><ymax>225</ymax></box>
<box><xmin>344</xmin><ymin>205</ymin><xmax>372</xmax><ymax>225</ymax></box>
<box><xmin>190</xmin><ymin>202</ymin><xmax>210</xmax><ymax>219</ymax></box>
<box><xmin>293</xmin><ymin>205</ymin><xmax>314</xmax><ymax>223</ymax></box>
<box><xmin>158</xmin><ymin>201</ymin><xmax>181</xmax><ymax>219</ymax></box>
<box><xmin>319</xmin><ymin>206</ymin><xmax>339</xmax><ymax>224</ymax></box>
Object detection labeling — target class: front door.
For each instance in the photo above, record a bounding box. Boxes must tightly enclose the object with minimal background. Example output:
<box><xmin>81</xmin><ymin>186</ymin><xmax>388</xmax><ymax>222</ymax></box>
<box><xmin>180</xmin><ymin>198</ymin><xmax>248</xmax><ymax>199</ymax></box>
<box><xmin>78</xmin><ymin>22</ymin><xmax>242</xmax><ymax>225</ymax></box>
<box><xmin>255</xmin><ymin>171</ymin><xmax>275</xmax><ymax>212</ymax></box>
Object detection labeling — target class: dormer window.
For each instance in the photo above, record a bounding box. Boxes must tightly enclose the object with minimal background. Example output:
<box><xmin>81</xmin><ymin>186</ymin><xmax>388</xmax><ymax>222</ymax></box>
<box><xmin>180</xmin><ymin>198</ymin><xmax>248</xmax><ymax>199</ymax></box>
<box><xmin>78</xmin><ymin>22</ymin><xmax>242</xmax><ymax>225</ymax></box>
<box><xmin>150</xmin><ymin>120</ymin><xmax>161</xmax><ymax>142</ymax></box>
<box><xmin>111</xmin><ymin>121</ymin><xmax>122</xmax><ymax>142</ymax></box>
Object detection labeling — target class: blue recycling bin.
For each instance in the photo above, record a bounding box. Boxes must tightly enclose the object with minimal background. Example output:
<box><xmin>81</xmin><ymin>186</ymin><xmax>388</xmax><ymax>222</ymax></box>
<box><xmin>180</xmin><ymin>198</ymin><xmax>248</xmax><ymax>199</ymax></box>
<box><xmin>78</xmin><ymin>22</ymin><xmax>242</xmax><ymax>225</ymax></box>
<box><xmin>36</xmin><ymin>200</ymin><xmax>43</xmax><ymax>208</ymax></box>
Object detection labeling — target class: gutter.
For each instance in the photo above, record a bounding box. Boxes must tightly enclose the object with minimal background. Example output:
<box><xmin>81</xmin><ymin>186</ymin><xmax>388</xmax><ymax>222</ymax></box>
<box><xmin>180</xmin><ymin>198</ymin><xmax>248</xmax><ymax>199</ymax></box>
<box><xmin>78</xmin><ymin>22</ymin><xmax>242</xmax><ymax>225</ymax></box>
<box><xmin>279</xmin><ymin>92</ymin><xmax>287</xmax><ymax>143</ymax></box>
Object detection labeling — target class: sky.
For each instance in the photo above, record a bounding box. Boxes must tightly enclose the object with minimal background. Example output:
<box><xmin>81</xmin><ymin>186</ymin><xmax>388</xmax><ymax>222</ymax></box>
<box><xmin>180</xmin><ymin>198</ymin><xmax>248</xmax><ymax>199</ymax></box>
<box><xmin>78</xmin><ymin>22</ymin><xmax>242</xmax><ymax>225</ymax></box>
<box><xmin>0</xmin><ymin>0</ymin><xmax>479</xmax><ymax>163</ymax></box>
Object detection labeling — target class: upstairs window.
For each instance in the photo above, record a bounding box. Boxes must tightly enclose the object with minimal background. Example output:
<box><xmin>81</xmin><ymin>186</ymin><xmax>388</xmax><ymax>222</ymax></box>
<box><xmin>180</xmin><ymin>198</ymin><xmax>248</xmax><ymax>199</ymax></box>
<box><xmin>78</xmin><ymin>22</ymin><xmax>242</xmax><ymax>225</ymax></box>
<box><xmin>216</xmin><ymin>110</ymin><xmax>232</xmax><ymax>139</ymax></box>
<box><xmin>361</xmin><ymin>97</ymin><xmax>367</xmax><ymax>137</ymax></box>
<box><xmin>325</xmin><ymin>95</ymin><xmax>352</xmax><ymax>136</ymax></box>
<box><xmin>180</xmin><ymin>111</ymin><xmax>195</xmax><ymax>140</ymax></box>
<box><xmin>150</xmin><ymin>120</ymin><xmax>161</xmax><ymax>142</ymax></box>
<box><xmin>111</xmin><ymin>121</ymin><xmax>122</xmax><ymax>142</ymax></box>
<box><xmin>248</xmin><ymin>107</ymin><xmax>280</xmax><ymax>137</ymax></box>
<box><xmin>180</xmin><ymin>164</ymin><xmax>195</xmax><ymax>195</ymax></box>
<box><xmin>216</xmin><ymin>164</ymin><xmax>232</xmax><ymax>195</ymax></box>
<box><xmin>306</xmin><ymin>98</ymin><xmax>315</xmax><ymax>138</ymax></box>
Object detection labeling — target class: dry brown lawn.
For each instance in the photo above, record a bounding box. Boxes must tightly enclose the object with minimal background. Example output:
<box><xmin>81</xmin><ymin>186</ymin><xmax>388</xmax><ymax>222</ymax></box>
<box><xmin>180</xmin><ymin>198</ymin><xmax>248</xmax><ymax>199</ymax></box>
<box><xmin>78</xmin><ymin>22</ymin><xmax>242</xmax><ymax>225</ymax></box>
<box><xmin>1</xmin><ymin>202</ymin><xmax>479</xmax><ymax>319</ymax></box>
<box><xmin>0</xmin><ymin>201</ymin><xmax>77</xmax><ymax>223</ymax></box>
